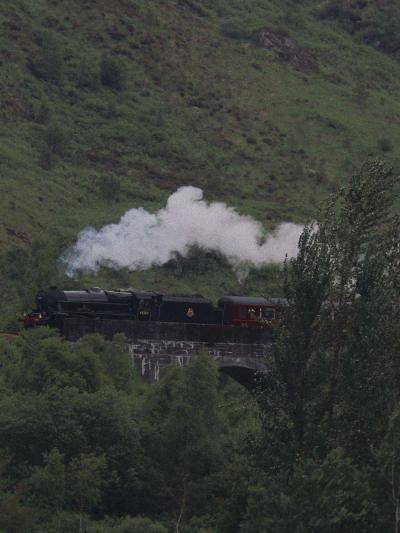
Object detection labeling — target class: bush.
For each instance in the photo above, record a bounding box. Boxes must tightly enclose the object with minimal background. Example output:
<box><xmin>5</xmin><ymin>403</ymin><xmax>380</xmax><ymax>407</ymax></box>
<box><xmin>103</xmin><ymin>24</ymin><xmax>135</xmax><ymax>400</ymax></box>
<box><xmin>155</xmin><ymin>106</ymin><xmax>165</xmax><ymax>128</ymax></box>
<box><xmin>32</xmin><ymin>32</ymin><xmax>64</xmax><ymax>84</ymax></box>
<box><xmin>164</xmin><ymin>245</ymin><xmax>232</xmax><ymax>276</ymax></box>
<box><xmin>206</xmin><ymin>173</ymin><xmax>223</xmax><ymax>191</ymax></box>
<box><xmin>35</xmin><ymin>100</ymin><xmax>52</xmax><ymax>125</ymax></box>
<box><xmin>103</xmin><ymin>101</ymin><xmax>119</xmax><ymax>119</ymax></box>
<box><xmin>38</xmin><ymin>121</ymin><xmax>68</xmax><ymax>168</ymax></box>
<box><xmin>77</xmin><ymin>56</ymin><xmax>101</xmax><ymax>91</ymax></box>
<box><xmin>98</xmin><ymin>174</ymin><xmax>121</xmax><ymax>202</ymax></box>
<box><xmin>318</xmin><ymin>0</ymin><xmax>343</xmax><ymax>20</ymax></box>
<box><xmin>38</xmin><ymin>144</ymin><xmax>56</xmax><ymax>170</ymax></box>
<box><xmin>117</xmin><ymin>516</ymin><xmax>167</xmax><ymax>533</ymax></box>
<box><xmin>100</xmin><ymin>53</ymin><xmax>126</xmax><ymax>90</ymax></box>
<box><xmin>219</xmin><ymin>17</ymin><xmax>251</xmax><ymax>40</ymax></box>
<box><xmin>354</xmin><ymin>79</ymin><xmax>369</xmax><ymax>108</ymax></box>
<box><xmin>377</xmin><ymin>137</ymin><xmax>393</xmax><ymax>152</ymax></box>
<box><xmin>42</xmin><ymin>121</ymin><xmax>68</xmax><ymax>156</ymax></box>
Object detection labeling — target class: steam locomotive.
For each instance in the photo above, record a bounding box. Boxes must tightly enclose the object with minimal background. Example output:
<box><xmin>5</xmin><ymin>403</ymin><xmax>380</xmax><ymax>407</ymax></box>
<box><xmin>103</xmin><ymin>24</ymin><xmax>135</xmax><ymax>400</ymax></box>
<box><xmin>21</xmin><ymin>286</ymin><xmax>282</xmax><ymax>332</ymax></box>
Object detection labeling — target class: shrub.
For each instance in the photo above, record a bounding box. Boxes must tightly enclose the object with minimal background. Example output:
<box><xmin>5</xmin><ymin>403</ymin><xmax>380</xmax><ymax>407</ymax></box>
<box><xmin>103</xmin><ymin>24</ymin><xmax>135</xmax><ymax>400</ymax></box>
<box><xmin>103</xmin><ymin>101</ymin><xmax>119</xmax><ymax>119</ymax></box>
<box><xmin>98</xmin><ymin>174</ymin><xmax>121</xmax><ymax>202</ymax></box>
<box><xmin>35</xmin><ymin>100</ymin><xmax>52</xmax><ymax>125</ymax></box>
<box><xmin>117</xmin><ymin>516</ymin><xmax>167</xmax><ymax>533</ymax></box>
<box><xmin>155</xmin><ymin>106</ymin><xmax>165</xmax><ymax>128</ymax></box>
<box><xmin>42</xmin><ymin>121</ymin><xmax>68</xmax><ymax>156</ymax></box>
<box><xmin>354</xmin><ymin>79</ymin><xmax>369</xmax><ymax>108</ymax></box>
<box><xmin>318</xmin><ymin>0</ymin><xmax>344</xmax><ymax>21</ymax></box>
<box><xmin>377</xmin><ymin>137</ymin><xmax>393</xmax><ymax>152</ymax></box>
<box><xmin>32</xmin><ymin>32</ymin><xmax>64</xmax><ymax>84</ymax></box>
<box><xmin>38</xmin><ymin>144</ymin><xmax>56</xmax><ymax>170</ymax></box>
<box><xmin>164</xmin><ymin>245</ymin><xmax>232</xmax><ymax>276</ymax></box>
<box><xmin>220</xmin><ymin>17</ymin><xmax>251</xmax><ymax>40</ymax></box>
<box><xmin>100</xmin><ymin>53</ymin><xmax>126</xmax><ymax>90</ymax></box>
<box><xmin>145</xmin><ymin>8</ymin><xmax>160</xmax><ymax>26</ymax></box>
<box><xmin>207</xmin><ymin>173</ymin><xmax>223</xmax><ymax>191</ymax></box>
<box><xmin>77</xmin><ymin>57</ymin><xmax>101</xmax><ymax>91</ymax></box>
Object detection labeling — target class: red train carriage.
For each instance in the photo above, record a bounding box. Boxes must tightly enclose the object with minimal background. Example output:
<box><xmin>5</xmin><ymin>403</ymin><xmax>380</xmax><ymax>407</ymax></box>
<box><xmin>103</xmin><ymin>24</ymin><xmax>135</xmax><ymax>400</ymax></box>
<box><xmin>218</xmin><ymin>296</ymin><xmax>283</xmax><ymax>327</ymax></box>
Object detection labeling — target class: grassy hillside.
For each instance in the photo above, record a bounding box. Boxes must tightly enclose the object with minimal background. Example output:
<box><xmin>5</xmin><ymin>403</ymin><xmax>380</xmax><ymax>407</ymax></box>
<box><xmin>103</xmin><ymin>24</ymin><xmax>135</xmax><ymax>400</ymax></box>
<box><xmin>1</xmin><ymin>0</ymin><xmax>400</xmax><ymax>327</ymax></box>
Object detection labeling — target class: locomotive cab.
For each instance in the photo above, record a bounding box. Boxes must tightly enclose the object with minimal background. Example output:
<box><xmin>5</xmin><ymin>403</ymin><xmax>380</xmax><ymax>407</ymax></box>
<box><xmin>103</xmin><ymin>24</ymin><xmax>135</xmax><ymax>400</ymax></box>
<box><xmin>129</xmin><ymin>291</ymin><xmax>163</xmax><ymax>321</ymax></box>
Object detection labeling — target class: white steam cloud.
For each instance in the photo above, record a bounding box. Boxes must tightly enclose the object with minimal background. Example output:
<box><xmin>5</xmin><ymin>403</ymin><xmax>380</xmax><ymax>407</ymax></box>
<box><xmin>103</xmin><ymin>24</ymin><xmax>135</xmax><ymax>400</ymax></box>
<box><xmin>62</xmin><ymin>186</ymin><xmax>305</xmax><ymax>277</ymax></box>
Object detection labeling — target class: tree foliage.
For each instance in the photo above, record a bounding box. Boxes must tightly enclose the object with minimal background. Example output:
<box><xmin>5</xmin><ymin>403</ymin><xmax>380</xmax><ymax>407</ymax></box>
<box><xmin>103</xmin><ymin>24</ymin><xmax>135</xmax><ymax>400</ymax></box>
<box><xmin>30</xmin><ymin>448</ymin><xmax>66</xmax><ymax>531</ymax></box>
<box><xmin>252</xmin><ymin>160</ymin><xmax>400</xmax><ymax>531</ymax></box>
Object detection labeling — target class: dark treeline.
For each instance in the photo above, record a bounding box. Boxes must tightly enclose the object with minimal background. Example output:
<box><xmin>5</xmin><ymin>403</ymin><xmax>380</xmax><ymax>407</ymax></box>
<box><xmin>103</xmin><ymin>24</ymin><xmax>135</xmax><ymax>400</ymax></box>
<box><xmin>2</xmin><ymin>160</ymin><xmax>400</xmax><ymax>532</ymax></box>
<box><xmin>0</xmin><ymin>330</ymin><xmax>258</xmax><ymax>533</ymax></box>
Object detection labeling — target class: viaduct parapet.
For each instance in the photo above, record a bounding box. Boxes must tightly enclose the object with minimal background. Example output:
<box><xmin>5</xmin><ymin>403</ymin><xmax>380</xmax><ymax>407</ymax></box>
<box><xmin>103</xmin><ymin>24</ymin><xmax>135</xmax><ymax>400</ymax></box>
<box><xmin>64</xmin><ymin>319</ymin><xmax>273</xmax><ymax>389</ymax></box>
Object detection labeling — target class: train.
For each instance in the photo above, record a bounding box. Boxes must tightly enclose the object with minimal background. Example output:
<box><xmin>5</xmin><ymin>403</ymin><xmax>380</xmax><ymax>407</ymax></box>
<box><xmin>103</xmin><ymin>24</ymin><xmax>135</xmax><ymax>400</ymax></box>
<box><xmin>20</xmin><ymin>286</ymin><xmax>283</xmax><ymax>332</ymax></box>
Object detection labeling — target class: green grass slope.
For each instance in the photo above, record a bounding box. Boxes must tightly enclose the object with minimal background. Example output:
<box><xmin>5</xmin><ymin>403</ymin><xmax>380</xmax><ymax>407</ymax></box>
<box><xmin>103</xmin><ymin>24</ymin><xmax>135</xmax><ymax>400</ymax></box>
<box><xmin>1</xmin><ymin>0</ymin><xmax>400</xmax><ymax>327</ymax></box>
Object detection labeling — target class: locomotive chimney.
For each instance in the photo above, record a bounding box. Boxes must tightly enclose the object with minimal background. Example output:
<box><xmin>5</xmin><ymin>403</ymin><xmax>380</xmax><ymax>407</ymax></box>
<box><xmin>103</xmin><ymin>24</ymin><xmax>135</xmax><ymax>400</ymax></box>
<box><xmin>50</xmin><ymin>286</ymin><xmax>57</xmax><ymax>291</ymax></box>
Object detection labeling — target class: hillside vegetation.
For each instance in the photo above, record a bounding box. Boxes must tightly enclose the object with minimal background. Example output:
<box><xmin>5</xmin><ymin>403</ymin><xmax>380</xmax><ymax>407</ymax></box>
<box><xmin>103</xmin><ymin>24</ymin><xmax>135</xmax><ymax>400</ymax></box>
<box><xmin>1</xmin><ymin>0</ymin><xmax>400</xmax><ymax>326</ymax></box>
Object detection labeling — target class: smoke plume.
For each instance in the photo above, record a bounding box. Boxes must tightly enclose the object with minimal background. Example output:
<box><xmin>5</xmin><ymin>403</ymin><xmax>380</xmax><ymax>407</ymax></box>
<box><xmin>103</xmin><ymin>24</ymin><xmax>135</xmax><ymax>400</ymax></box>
<box><xmin>62</xmin><ymin>186</ymin><xmax>305</xmax><ymax>277</ymax></box>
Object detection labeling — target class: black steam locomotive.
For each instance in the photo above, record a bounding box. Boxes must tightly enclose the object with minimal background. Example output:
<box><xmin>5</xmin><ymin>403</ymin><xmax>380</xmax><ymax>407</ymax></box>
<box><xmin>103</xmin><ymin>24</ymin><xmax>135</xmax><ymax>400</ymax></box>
<box><xmin>21</xmin><ymin>287</ymin><xmax>282</xmax><ymax>332</ymax></box>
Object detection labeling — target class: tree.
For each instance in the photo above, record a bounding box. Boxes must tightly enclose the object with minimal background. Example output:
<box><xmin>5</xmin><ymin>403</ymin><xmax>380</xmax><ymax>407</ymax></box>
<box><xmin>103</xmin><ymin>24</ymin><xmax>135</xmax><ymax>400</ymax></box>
<box><xmin>0</xmin><ymin>461</ymin><xmax>35</xmax><ymax>533</ymax></box>
<box><xmin>373</xmin><ymin>404</ymin><xmax>400</xmax><ymax>533</ymax></box>
<box><xmin>30</xmin><ymin>448</ymin><xmax>66</xmax><ymax>531</ymax></box>
<box><xmin>67</xmin><ymin>454</ymin><xmax>108</xmax><ymax>533</ymax></box>
<box><xmin>4</xmin><ymin>327</ymin><xmax>76</xmax><ymax>393</ymax></box>
<box><xmin>249</xmin><ymin>158</ymin><xmax>400</xmax><ymax>533</ymax></box>
<box><xmin>253</xmin><ymin>223</ymin><xmax>333</xmax><ymax>470</ymax></box>
<box><xmin>255</xmin><ymin>159</ymin><xmax>400</xmax><ymax>469</ymax></box>
<box><xmin>241</xmin><ymin>448</ymin><xmax>375</xmax><ymax>533</ymax></box>
<box><xmin>0</xmin><ymin>379</ymin><xmax>145</xmax><ymax>516</ymax></box>
<box><xmin>140</xmin><ymin>355</ymin><xmax>223</xmax><ymax>531</ymax></box>
<box><xmin>317</xmin><ymin>161</ymin><xmax>399</xmax><ymax>456</ymax></box>
<box><xmin>101</xmin><ymin>333</ymin><xmax>140</xmax><ymax>392</ymax></box>
<box><xmin>75</xmin><ymin>333</ymin><xmax>139</xmax><ymax>393</ymax></box>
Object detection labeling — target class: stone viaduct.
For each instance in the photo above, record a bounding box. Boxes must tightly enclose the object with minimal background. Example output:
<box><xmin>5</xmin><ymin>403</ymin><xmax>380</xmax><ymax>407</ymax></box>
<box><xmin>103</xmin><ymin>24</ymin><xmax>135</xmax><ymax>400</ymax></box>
<box><xmin>64</xmin><ymin>319</ymin><xmax>273</xmax><ymax>390</ymax></box>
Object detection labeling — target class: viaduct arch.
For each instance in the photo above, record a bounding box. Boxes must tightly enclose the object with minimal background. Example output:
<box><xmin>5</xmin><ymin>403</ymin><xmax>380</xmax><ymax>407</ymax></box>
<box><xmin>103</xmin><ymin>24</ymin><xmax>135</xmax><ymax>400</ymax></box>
<box><xmin>217</xmin><ymin>358</ymin><xmax>268</xmax><ymax>391</ymax></box>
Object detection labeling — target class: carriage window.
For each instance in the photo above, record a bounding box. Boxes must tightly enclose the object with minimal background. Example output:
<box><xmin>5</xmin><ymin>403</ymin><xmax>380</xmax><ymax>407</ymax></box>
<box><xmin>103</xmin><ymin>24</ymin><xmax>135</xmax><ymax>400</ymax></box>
<box><xmin>238</xmin><ymin>306</ymin><xmax>247</xmax><ymax>319</ymax></box>
<box><xmin>260</xmin><ymin>308</ymin><xmax>275</xmax><ymax>320</ymax></box>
